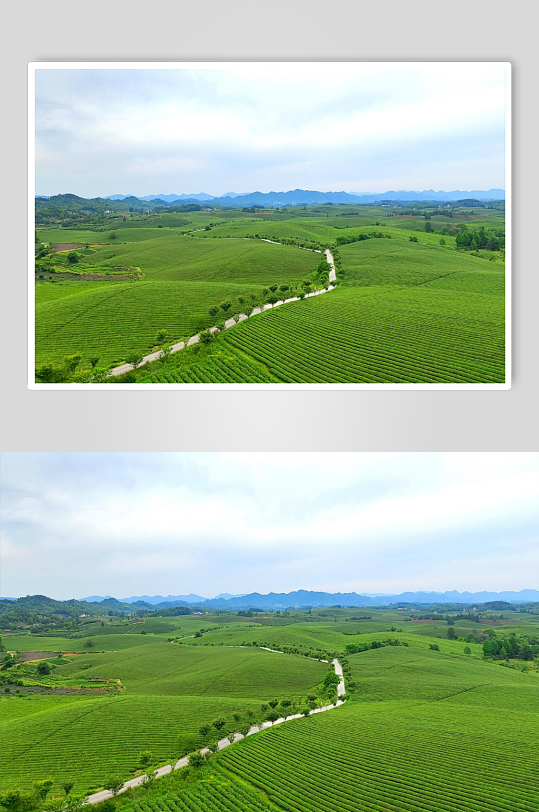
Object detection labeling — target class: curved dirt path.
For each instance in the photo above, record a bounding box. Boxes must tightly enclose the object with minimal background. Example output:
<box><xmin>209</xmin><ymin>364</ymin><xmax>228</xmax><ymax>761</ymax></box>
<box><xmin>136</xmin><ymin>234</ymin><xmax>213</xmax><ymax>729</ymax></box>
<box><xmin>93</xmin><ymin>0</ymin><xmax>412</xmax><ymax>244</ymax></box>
<box><xmin>85</xmin><ymin>655</ymin><xmax>345</xmax><ymax>805</ymax></box>
<box><xmin>108</xmin><ymin>241</ymin><xmax>337</xmax><ymax>377</ymax></box>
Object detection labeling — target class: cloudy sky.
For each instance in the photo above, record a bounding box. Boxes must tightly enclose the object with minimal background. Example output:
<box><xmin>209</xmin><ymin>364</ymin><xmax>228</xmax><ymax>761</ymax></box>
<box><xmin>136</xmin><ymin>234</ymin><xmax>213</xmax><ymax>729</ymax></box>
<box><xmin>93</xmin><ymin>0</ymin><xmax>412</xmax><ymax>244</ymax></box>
<box><xmin>1</xmin><ymin>453</ymin><xmax>536</xmax><ymax>600</ymax></box>
<box><xmin>34</xmin><ymin>63</ymin><xmax>507</xmax><ymax>198</ymax></box>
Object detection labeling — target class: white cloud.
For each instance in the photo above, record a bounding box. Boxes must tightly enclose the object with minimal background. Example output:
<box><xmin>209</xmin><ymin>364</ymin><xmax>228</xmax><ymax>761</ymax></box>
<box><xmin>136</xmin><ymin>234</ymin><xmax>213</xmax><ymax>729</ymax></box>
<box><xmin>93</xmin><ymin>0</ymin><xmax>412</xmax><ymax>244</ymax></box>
<box><xmin>34</xmin><ymin>64</ymin><xmax>507</xmax><ymax>196</ymax></box>
<box><xmin>1</xmin><ymin>453</ymin><xmax>536</xmax><ymax>599</ymax></box>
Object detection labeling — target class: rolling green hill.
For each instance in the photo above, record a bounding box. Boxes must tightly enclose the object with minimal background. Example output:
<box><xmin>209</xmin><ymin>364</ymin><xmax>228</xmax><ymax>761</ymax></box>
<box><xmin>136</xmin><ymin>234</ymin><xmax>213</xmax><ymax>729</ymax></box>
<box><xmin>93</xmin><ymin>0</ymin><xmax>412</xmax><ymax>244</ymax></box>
<box><xmin>35</xmin><ymin>237</ymin><xmax>320</xmax><ymax>367</ymax></box>
<box><xmin>212</xmin><ymin>646</ymin><xmax>539</xmax><ymax>812</ymax></box>
<box><xmin>0</xmin><ymin>643</ymin><xmax>325</xmax><ymax>793</ymax></box>
<box><xmin>34</xmin><ymin>204</ymin><xmax>505</xmax><ymax>383</ymax></box>
<box><xmin>142</xmin><ymin>249</ymin><xmax>502</xmax><ymax>384</ymax></box>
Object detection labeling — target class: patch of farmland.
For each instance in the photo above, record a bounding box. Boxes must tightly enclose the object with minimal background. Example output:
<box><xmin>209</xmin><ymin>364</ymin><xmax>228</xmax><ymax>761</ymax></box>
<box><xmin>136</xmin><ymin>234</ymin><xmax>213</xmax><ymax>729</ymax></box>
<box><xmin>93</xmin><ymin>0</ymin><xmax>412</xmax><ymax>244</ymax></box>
<box><xmin>218</xmin><ymin>280</ymin><xmax>504</xmax><ymax>384</ymax></box>
<box><xmin>0</xmin><ymin>644</ymin><xmax>324</xmax><ymax>793</ymax></box>
<box><xmin>126</xmin><ymin>763</ymin><xmax>278</xmax><ymax>812</ymax></box>
<box><xmin>38</xmin><ymin>228</ymin><xmax>186</xmax><ymax>245</ymax></box>
<box><xmin>181</xmin><ymin>622</ymin><xmax>347</xmax><ymax>651</ymax></box>
<box><xmin>339</xmin><ymin>238</ymin><xmax>488</xmax><ymax>286</ymax></box>
<box><xmin>83</xmin><ymin>236</ymin><xmax>317</xmax><ymax>283</ymax></box>
<box><xmin>2</xmin><ymin>633</ymin><xmax>166</xmax><ymax>653</ymax></box>
<box><xmin>217</xmin><ymin>649</ymin><xmax>539</xmax><ymax>812</ymax></box>
<box><xmin>38</xmin><ymin>229</ymin><xmax>112</xmax><ymax>244</ymax></box>
<box><xmin>197</xmin><ymin>219</ymin><xmax>456</xmax><ymax>249</ymax></box>
<box><xmin>35</xmin><ymin>279</ymin><xmax>269</xmax><ymax>366</ymax></box>
<box><xmin>56</xmin><ymin>642</ymin><xmax>325</xmax><ymax>698</ymax></box>
<box><xmin>195</xmin><ymin>219</ymin><xmax>342</xmax><ymax>243</ymax></box>
<box><xmin>0</xmin><ymin>694</ymin><xmax>261</xmax><ymax>793</ymax></box>
<box><xmin>347</xmin><ymin>644</ymin><xmax>526</xmax><ymax>701</ymax></box>
<box><xmin>143</xmin><ymin>348</ymin><xmax>278</xmax><ymax>384</ymax></box>
<box><xmin>34</xmin><ymin>278</ymin><xmax>115</xmax><ymax>303</ymax></box>
<box><xmin>0</xmin><ymin>694</ymin><xmax>85</xmax><ymax>723</ymax></box>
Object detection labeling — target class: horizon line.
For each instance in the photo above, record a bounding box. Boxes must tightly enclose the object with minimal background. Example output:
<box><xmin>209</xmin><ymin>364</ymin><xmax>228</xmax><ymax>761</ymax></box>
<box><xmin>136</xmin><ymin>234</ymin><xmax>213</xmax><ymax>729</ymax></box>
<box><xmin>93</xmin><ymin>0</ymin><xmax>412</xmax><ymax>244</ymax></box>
<box><xmin>36</xmin><ymin>187</ymin><xmax>506</xmax><ymax>196</ymax></box>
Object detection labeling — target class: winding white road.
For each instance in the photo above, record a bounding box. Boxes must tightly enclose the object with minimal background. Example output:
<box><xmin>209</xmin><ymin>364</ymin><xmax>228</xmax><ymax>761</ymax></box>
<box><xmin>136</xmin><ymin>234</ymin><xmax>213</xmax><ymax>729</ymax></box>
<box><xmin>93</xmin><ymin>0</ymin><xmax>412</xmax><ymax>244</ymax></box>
<box><xmin>84</xmin><ymin>655</ymin><xmax>345</xmax><ymax>805</ymax></box>
<box><xmin>108</xmin><ymin>241</ymin><xmax>337</xmax><ymax>377</ymax></box>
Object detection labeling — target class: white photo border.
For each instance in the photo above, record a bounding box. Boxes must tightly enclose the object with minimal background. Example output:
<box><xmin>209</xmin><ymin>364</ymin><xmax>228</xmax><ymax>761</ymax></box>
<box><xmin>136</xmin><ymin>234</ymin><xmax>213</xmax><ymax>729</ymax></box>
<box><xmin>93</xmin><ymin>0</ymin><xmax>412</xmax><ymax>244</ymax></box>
<box><xmin>28</xmin><ymin>61</ymin><xmax>512</xmax><ymax>391</ymax></box>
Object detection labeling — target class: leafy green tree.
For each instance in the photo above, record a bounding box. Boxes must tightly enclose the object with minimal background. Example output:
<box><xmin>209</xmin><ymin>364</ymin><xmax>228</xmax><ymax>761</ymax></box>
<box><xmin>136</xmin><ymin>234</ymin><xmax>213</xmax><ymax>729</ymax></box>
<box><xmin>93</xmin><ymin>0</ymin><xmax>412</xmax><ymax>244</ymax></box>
<box><xmin>64</xmin><ymin>795</ymin><xmax>88</xmax><ymax>812</ymax></box>
<box><xmin>155</xmin><ymin>330</ymin><xmax>168</xmax><ymax>343</ymax></box>
<box><xmin>36</xmin><ymin>661</ymin><xmax>51</xmax><ymax>675</ymax></box>
<box><xmin>199</xmin><ymin>330</ymin><xmax>214</xmax><ymax>345</ymax></box>
<box><xmin>64</xmin><ymin>354</ymin><xmax>82</xmax><ymax>373</ymax></box>
<box><xmin>0</xmin><ymin>791</ymin><xmax>22</xmax><ymax>811</ymax></box>
<box><xmin>208</xmin><ymin>306</ymin><xmax>219</xmax><ymax>318</ymax></box>
<box><xmin>188</xmin><ymin>751</ymin><xmax>205</xmax><ymax>769</ymax></box>
<box><xmin>139</xmin><ymin>751</ymin><xmax>152</xmax><ymax>768</ymax></box>
<box><xmin>464</xmin><ymin>646</ymin><xmax>472</xmax><ymax>655</ymax></box>
<box><xmin>429</xmin><ymin>643</ymin><xmax>440</xmax><ymax>651</ymax></box>
<box><xmin>67</xmin><ymin>252</ymin><xmax>80</xmax><ymax>264</ymax></box>
<box><xmin>447</xmin><ymin>627</ymin><xmax>457</xmax><ymax>640</ymax></box>
<box><xmin>219</xmin><ymin>300</ymin><xmax>232</xmax><ymax>313</ymax></box>
<box><xmin>141</xmin><ymin>770</ymin><xmax>157</xmax><ymax>791</ymax></box>
<box><xmin>33</xmin><ymin>780</ymin><xmax>53</xmax><ymax>800</ymax></box>
<box><xmin>103</xmin><ymin>777</ymin><xmax>123</xmax><ymax>796</ymax></box>
<box><xmin>158</xmin><ymin>346</ymin><xmax>172</xmax><ymax>363</ymax></box>
<box><xmin>125</xmin><ymin>352</ymin><xmax>144</xmax><ymax>369</ymax></box>
<box><xmin>207</xmin><ymin>741</ymin><xmax>219</xmax><ymax>754</ymax></box>
<box><xmin>212</xmin><ymin>717</ymin><xmax>226</xmax><ymax>732</ymax></box>
<box><xmin>266</xmin><ymin>710</ymin><xmax>279</xmax><ymax>723</ymax></box>
<box><xmin>268</xmin><ymin>699</ymin><xmax>279</xmax><ymax>709</ymax></box>
<box><xmin>439</xmin><ymin>237</ymin><xmax>446</xmax><ymax>245</ymax></box>
<box><xmin>177</xmin><ymin>732</ymin><xmax>198</xmax><ymax>755</ymax></box>
<box><xmin>199</xmin><ymin>723</ymin><xmax>212</xmax><ymax>738</ymax></box>
<box><xmin>89</xmin><ymin>356</ymin><xmax>100</xmax><ymax>369</ymax></box>
<box><xmin>62</xmin><ymin>783</ymin><xmax>74</xmax><ymax>797</ymax></box>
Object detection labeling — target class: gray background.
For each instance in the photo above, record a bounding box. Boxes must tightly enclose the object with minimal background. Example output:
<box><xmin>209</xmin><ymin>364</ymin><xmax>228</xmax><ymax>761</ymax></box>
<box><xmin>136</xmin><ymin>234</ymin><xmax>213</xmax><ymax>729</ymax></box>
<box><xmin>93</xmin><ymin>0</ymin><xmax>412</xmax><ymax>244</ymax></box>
<box><xmin>2</xmin><ymin>0</ymin><xmax>537</xmax><ymax>451</ymax></box>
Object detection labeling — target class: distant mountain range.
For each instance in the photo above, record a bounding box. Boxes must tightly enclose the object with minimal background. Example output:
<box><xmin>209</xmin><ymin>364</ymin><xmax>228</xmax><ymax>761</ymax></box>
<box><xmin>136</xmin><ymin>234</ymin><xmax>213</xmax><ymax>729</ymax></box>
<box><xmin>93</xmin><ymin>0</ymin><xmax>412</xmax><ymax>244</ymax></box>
<box><xmin>106</xmin><ymin>193</ymin><xmax>216</xmax><ymax>202</ymax></box>
<box><xmin>80</xmin><ymin>589</ymin><xmax>538</xmax><ymax>610</ymax></box>
<box><xmin>104</xmin><ymin>188</ymin><xmax>505</xmax><ymax>207</ymax></box>
<box><xmin>83</xmin><ymin>593</ymin><xmax>246</xmax><ymax>605</ymax></box>
<box><xmin>35</xmin><ymin>188</ymin><xmax>505</xmax><ymax>212</ymax></box>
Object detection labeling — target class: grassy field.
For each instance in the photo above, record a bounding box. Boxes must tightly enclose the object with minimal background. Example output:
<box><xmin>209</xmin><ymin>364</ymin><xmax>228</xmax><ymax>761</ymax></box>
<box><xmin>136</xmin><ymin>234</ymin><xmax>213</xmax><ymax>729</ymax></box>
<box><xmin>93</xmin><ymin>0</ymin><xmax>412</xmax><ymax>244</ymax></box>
<box><xmin>34</xmin><ymin>203</ymin><xmax>505</xmax><ymax>383</ymax></box>
<box><xmin>35</xmin><ymin>236</ymin><xmax>319</xmax><ymax>367</ymax></box>
<box><xmin>73</xmin><ymin>642</ymin><xmax>538</xmax><ymax>812</ymax></box>
<box><xmin>215</xmin><ymin>278</ymin><xmax>503</xmax><ymax>384</ymax></box>
<box><xmin>214</xmin><ymin>646</ymin><xmax>539</xmax><ymax>812</ymax></box>
<box><xmin>0</xmin><ymin>642</ymin><xmax>325</xmax><ymax>793</ymax></box>
<box><xmin>175</xmin><ymin>620</ymin><xmax>485</xmax><ymax>658</ymax></box>
<box><xmin>2</xmin><ymin>604</ymin><xmax>536</xmax><ymax>809</ymax></box>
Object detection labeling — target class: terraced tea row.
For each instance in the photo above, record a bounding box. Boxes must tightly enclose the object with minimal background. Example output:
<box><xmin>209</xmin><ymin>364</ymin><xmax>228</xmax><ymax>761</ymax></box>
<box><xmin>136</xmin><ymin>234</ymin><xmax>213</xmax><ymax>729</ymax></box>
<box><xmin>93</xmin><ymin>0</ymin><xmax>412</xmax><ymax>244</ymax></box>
<box><xmin>0</xmin><ymin>644</ymin><xmax>326</xmax><ymax>793</ymax></box>
<box><xmin>35</xmin><ymin>280</ymin><xmax>269</xmax><ymax>366</ymax></box>
<box><xmin>1</xmin><ymin>694</ymin><xmax>261</xmax><ymax>793</ymax></box>
<box><xmin>128</xmin><ymin>769</ymin><xmax>277</xmax><ymax>812</ymax></box>
<box><xmin>217</xmin><ymin>651</ymin><xmax>539</xmax><ymax>812</ymax></box>
<box><xmin>35</xmin><ymin>237</ymin><xmax>320</xmax><ymax>366</ymax></box>
<box><xmin>221</xmin><ymin>283</ymin><xmax>504</xmax><ymax>383</ymax></box>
